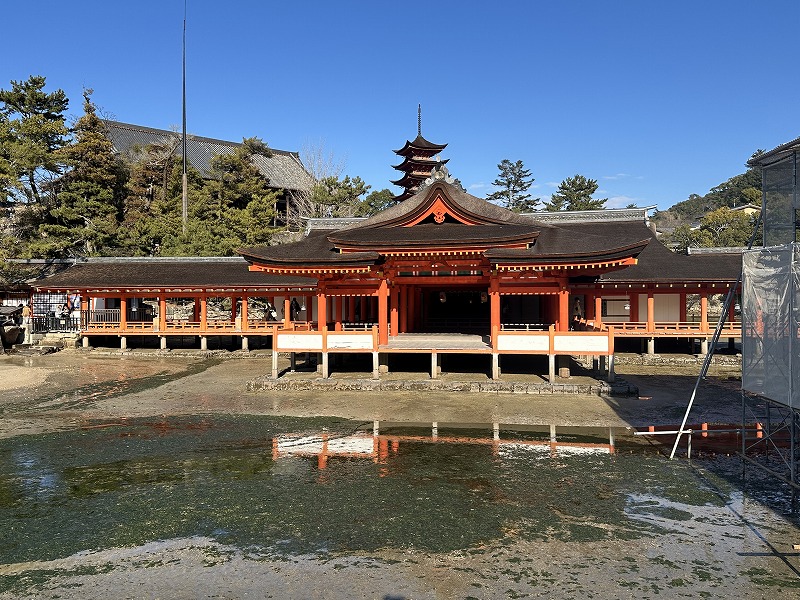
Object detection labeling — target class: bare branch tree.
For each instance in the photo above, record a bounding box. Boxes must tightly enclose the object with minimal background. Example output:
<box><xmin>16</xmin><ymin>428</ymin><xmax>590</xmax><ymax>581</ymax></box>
<box><xmin>286</xmin><ymin>138</ymin><xmax>347</xmax><ymax>230</ymax></box>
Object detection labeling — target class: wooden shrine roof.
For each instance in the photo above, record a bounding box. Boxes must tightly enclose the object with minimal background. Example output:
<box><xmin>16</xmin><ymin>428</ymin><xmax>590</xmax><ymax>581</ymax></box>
<box><xmin>393</xmin><ymin>134</ymin><xmax>447</xmax><ymax>156</ymax></box>
<box><xmin>597</xmin><ymin>226</ymin><xmax>742</xmax><ymax>284</ymax></box>
<box><xmin>330</xmin><ymin>222</ymin><xmax>540</xmax><ymax>248</ymax></box>
<box><xmin>239</xmin><ymin>182</ymin><xmax>743</xmax><ymax>285</ymax></box>
<box><xmin>32</xmin><ymin>258</ymin><xmax>317</xmax><ymax>292</ymax></box>
<box><xmin>103</xmin><ymin>121</ymin><xmax>315</xmax><ymax>193</ymax></box>
<box><xmin>240</xmin><ymin>230</ymin><xmax>381</xmax><ymax>268</ymax></box>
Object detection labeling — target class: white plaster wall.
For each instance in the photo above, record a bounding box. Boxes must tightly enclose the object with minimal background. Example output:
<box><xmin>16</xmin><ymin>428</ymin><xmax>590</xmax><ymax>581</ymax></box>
<box><xmin>553</xmin><ymin>334</ymin><xmax>609</xmax><ymax>353</ymax></box>
<box><xmin>277</xmin><ymin>333</ymin><xmax>323</xmax><ymax>350</ymax></box>
<box><xmin>497</xmin><ymin>334</ymin><xmax>550</xmax><ymax>352</ymax></box>
<box><xmin>326</xmin><ymin>333</ymin><xmax>374</xmax><ymax>350</ymax></box>
<box><xmin>654</xmin><ymin>294</ymin><xmax>680</xmax><ymax>322</ymax></box>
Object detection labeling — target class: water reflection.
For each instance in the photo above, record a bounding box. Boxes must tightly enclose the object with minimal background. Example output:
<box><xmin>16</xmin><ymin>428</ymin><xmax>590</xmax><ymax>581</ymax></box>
<box><xmin>0</xmin><ymin>415</ymin><xmax>795</xmax><ymax>571</ymax></box>
<box><xmin>274</xmin><ymin>423</ymin><xmax>616</xmax><ymax>472</ymax></box>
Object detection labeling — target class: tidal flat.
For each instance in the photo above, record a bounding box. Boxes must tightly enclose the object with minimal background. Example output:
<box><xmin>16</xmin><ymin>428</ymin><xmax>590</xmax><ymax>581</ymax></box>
<box><xmin>0</xmin><ymin>352</ymin><xmax>797</xmax><ymax>599</ymax></box>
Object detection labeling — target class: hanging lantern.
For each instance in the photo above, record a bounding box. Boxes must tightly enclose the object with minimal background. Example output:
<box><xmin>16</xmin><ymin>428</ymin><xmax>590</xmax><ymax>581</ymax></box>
<box><xmin>480</xmin><ymin>292</ymin><xmax>488</xmax><ymax>303</ymax></box>
<box><xmin>439</xmin><ymin>292</ymin><xmax>447</xmax><ymax>304</ymax></box>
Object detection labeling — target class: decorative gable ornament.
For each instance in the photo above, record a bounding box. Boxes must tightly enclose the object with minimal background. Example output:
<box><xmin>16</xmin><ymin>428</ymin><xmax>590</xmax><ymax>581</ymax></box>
<box><xmin>420</xmin><ymin>164</ymin><xmax>463</xmax><ymax>191</ymax></box>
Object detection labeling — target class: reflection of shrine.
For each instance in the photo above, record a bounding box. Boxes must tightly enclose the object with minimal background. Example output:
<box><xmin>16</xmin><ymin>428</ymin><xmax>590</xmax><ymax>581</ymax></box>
<box><xmin>272</xmin><ymin>423</ymin><xmax>616</xmax><ymax>470</ymax></box>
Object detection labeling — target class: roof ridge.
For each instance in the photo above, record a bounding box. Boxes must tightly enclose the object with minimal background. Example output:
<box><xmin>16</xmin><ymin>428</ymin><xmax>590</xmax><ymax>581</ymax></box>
<box><xmin>103</xmin><ymin>120</ymin><xmax>300</xmax><ymax>158</ymax></box>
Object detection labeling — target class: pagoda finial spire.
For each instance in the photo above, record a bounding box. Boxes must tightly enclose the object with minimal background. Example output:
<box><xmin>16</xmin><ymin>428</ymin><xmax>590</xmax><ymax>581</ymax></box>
<box><xmin>418</xmin><ymin>104</ymin><xmax>422</xmax><ymax>136</ymax></box>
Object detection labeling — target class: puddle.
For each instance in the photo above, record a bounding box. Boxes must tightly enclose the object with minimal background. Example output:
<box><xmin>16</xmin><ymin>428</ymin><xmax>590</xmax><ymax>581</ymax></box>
<box><xmin>0</xmin><ymin>416</ymin><xmax>798</xmax><ymax>597</ymax></box>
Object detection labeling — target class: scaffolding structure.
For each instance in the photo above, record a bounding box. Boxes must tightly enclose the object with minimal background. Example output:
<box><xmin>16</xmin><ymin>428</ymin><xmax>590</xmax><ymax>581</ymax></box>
<box><xmin>671</xmin><ymin>140</ymin><xmax>800</xmax><ymax>505</ymax></box>
<box><xmin>740</xmin><ymin>244</ymin><xmax>800</xmax><ymax>500</ymax></box>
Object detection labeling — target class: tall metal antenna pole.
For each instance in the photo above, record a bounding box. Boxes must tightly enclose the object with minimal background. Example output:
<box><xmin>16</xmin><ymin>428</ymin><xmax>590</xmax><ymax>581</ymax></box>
<box><xmin>181</xmin><ymin>0</ymin><xmax>188</xmax><ymax>234</ymax></box>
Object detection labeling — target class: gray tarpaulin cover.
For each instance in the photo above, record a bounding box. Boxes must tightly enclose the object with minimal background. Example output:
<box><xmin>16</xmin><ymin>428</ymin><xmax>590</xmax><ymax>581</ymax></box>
<box><xmin>742</xmin><ymin>244</ymin><xmax>800</xmax><ymax>408</ymax></box>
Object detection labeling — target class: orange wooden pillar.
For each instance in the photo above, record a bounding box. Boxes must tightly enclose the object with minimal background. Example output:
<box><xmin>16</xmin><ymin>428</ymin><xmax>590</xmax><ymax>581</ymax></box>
<box><xmin>378</xmin><ymin>280</ymin><xmax>389</xmax><ymax>345</ymax></box>
<box><xmin>200</xmin><ymin>296</ymin><xmax>208</xmax><ymax>331</ymax></box>
<box><xmin>317</xmin><ymin>287</ymin><xmax>327</xmax><ymax>331</ymax></box>
<box><xmin>284</xmin><ymin>298</ymin><xmax>292</xmax><ymax>328</ymax></box>
<box><xmin>594</xmin><ymin>295</ymin><xmax>603</xmax><ymax>327</ymax></box>
<box><xmin>120</xmin><ymin>297</ymin><xmax>127</xmax><ymax>331</ymax></box>
<box><xmin>80</xmin><ymin>297</ymin><xmax>89</xmax><ymax>322</ymax></box>
<box><xmin>241</xmin><ymin>296</ymin><xmax>249</xmax><ymax>331</ymax></box>
<box><xmin>231</xmin><ymin>297</ymin><xmax>237</xmax><ymax>321</ymax></box>
<box><xmin>490</xmin><ymin>280</ymin><xmax>501</xmax><ymax>348</ymax></box>
<box><xmin>557</xmin><ymin>289</ymin><xmax>569</xmax><ymax>332</ymax></box>
<box><xmin>646</xmin><ymin>291</ymin><xmax>655</xmax><ymax>332</ymax></box>
<box><xmin>700</xmin><ymin>290</ymin><xmax>708</xmax><ymax>332</ymax></box>
<box><xmin>158</xmin><ymin>297</ymin><xmax>167</xmax><ymax>331</ymax></box>
<box><xmin>390</xmin><ymin>285</ymin><xmax>399</xmax><ymax>337</ymax></box>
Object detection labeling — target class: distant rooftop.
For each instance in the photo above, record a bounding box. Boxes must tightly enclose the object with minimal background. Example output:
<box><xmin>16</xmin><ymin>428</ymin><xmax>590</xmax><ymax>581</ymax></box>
<box><xmin>748</xmin><ymin>136</ymin><xmax>800</xmax><ymax>167</ymax></box>
<box><xmin>522</xmin><ymin>207</ymin><xmax>655</xmax><ymax>224</ymax></box>
<box><xmin>103</xmin><ymin>120</ymin><xmax>315</xmax><ymax>192</ymax></box>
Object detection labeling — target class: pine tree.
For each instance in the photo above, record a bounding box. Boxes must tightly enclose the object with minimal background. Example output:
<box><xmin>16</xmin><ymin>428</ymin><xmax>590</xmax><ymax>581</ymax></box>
<box><xmin>486</xmin><ymin>159</ymin><xmax>538</xmax><ymax>212</ymax></box>
<box><xmin>118</xmin><ymin>134</ymin><xmax>182</xmax><ymax>255</ymax></box>
<box><xmin>0</xmin><ymin>76</ymin><xmax>69</xmax><ymax>205</ymax></box>
<box><xmin>184</xmin><ymin>137</ymin><xmax>280</xmax><ymax>255</ymax></box>
<box><xmin>31</xmin><ymin>90</ymin><xmax>124</xmax><ymax>257</ymax></box>
<box><xmin>545</xmin><ymin>174</ymin><xmax>606</xmax><ymax>211</ymax></box>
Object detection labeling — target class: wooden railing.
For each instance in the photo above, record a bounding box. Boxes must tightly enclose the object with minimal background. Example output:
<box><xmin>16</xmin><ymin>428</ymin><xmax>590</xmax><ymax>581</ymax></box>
<box><xmin>501</xmin><ymin>323</ymin><xmax>550</xmax><ymax>331</ymax></box>
<box><xmin>595</xmin><ymin>320</ymin><xmax>741</xmax><ymax>336</ymax></box>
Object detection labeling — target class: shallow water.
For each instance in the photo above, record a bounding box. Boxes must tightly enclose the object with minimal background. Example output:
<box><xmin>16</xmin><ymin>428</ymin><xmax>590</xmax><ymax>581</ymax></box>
<box><xmin>0</xmin><ymin>416</ymin><xmax>786</xmax><ymax>563</ymax></box>
<box><xmin>1</xmin><ymin>415</ymin><xmax>795</xmax><ymax>573</ymax></box>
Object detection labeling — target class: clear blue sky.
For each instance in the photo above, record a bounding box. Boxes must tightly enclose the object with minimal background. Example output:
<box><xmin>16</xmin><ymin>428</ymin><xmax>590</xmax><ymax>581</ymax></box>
<box><xmin>4</xmin><ymin>1</ymin><xmax>798</xmax><ymax>211</ymax></box>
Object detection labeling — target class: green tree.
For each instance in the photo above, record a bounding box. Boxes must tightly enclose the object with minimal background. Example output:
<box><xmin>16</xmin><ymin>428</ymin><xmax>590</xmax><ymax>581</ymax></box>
<box><xmin>668</xmin><ymin>207</ymin><xmax>757</xmax><ymax>251</ymax></box>
<box><xmin>30</xmin><ymin>90</ymin><xmax>124</xmax><ymax>257</ymax></box>
<box><xmin>0</xmin><ymin>76</ymin><xmax>69</xmax><ymax>206</ymax></box>
<box><xmin>305</xmin><ymin>175</ymin><xmax>370</xmax><ymax>218</ymax></box>
<box><xmin>668</xmin><ymin>223</ymin><xmax>710</xmax><ymax>251</ymax></box>
<box><xmin>357</xmin><ymin>188</ymin><xmax>394</xmax><ymax>216</ymax></box>
<box><xmin>202</xmin><ymin>137</ymin><xmax>279</xmax><ymax>252</ymax></box>
<box><xmin>486</xmin><ymin>159</ymin><xmax>538</xmax><ymax>211</ymax></box>
<box><xmin>545</xmin><ymin>174</ymin><xmax>606</xmax><ymax>211</ymax></box>
<box><xmin>697</xmin><ymin>207</ymin><xmax>755</xmax><ymax>247</ymax></box>
<box><xmin>117</xmin><ymin>134</ymin><xmax>182</xmax><ymax>255</ymax></box>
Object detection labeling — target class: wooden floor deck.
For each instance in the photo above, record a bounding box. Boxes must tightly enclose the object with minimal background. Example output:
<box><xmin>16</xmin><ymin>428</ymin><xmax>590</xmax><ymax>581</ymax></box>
<box><xmin>381</xmin><ymin>333</ymin><xmax>492</xmax><ymax>353</ymax></box>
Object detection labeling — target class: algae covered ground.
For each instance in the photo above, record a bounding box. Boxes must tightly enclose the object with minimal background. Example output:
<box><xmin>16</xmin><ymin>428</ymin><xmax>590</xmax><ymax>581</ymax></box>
<box><xmin>0</xmin><ymin>352</ymin><xmax>797</xmax><ymax>598</ymax></box>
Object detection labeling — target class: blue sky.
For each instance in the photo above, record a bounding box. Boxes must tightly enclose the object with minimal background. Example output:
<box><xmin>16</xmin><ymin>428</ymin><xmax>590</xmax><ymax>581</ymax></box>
<box><xmin>3</xmin><ymin>1</ymin><xmax>798</xmax><ymax>211</ymax></box>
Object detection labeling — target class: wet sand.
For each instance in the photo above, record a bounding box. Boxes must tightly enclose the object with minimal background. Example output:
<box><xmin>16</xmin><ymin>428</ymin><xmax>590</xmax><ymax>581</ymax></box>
<box><xmin>0</xmin><ymin>350</ymin><xmax>744</xmax><ymax>440</ymax></box>
<box><xmin>2</xmin><ymin>350</ymin><xmax>797</xmax><ymax>600</ymax></box>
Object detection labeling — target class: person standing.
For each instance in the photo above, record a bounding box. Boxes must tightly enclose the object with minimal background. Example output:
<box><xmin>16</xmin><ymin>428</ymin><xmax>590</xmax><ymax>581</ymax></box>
<box><xmin>571</xmin><ymin>298</ymin><xmax>583</xmax><ymax>330</ymax></box>
<box><xmin>21</xmin><ymin>303</ymin><xmax>31</xmax><ymax>343</ymax></box>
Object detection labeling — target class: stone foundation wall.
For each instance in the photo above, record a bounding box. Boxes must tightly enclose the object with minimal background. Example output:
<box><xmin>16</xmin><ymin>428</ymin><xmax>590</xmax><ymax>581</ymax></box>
<box><xmin>247</xmin><ymin>376</ymin><xmax>638</xmax><ymax>397</ymax></box>
<box><xmin>612</xmin><ymin>353</ymin><xmax>741</xmax><ymax>366</ymax></box>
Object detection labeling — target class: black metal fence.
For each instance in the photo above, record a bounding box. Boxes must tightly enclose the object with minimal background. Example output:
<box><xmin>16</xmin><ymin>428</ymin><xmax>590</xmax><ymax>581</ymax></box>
<box><xmin>30</xmin><ymin>315</ymin><xmax>81</xmax><ymax>334</ymax></box>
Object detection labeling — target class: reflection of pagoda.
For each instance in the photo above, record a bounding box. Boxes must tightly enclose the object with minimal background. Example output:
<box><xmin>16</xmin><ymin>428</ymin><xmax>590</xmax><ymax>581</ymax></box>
<box><xmin>391</xmin><ymin>105</ymin><xmax>448</xmax><ymax>202</ymax></box>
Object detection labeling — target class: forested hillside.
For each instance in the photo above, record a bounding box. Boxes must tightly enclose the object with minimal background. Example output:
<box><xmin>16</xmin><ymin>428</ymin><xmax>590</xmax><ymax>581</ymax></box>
<box><xmin>652</xmin><ymin>152</ymin><xmax>763</xmax><ymax>250</ymax></box>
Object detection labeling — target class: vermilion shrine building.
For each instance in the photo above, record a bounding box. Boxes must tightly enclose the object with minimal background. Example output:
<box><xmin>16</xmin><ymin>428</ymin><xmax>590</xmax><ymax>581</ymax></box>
<box><xmin>32</xmin><ymin>134</ymin><xmax>742</xmax><ymax>380</ymax></box>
